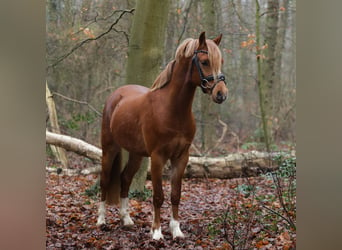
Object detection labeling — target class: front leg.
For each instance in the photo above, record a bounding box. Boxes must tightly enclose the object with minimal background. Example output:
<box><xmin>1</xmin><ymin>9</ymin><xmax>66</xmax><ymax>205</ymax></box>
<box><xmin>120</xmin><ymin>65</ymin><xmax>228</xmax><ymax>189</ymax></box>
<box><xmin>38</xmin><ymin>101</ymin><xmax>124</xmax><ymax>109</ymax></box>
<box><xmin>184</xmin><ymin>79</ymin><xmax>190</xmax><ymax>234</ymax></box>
<box><xmin>150</xmin><ymin>153</ymin><xmax>167</xmax><ymax>240</ymax></box>
<box><xmin>169</xmin><ymin>151</ymin><xmax>189</xmax><ymax>239</ymax></box>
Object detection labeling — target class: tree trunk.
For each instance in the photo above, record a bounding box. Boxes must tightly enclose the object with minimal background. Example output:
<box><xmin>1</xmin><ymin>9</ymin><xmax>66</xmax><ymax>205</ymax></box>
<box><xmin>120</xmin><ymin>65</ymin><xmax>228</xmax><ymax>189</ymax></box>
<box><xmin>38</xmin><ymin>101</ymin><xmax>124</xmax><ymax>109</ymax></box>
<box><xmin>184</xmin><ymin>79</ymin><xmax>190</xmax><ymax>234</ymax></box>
<box><xmin>255</xmin><ymin>0</ymin><xmax>268</xmax><ymax>152</ymax></box>
<box><xmin>124</xmin><ymin>0</ymin><xmax>170</xmax><ymax>192</ymax></box>
<box><xmin>46</xmin><ymin>131</ymin><xmax>280</xmax><ymax>179</ymax></box>
<box><xmin>46</xmin><ymin>82</ymin><xmax>69</xmax><ymax>168</ymax></box>
<box><xmin>261</xmin><ymin>0</ymin><xmax>280</xmax><ymax>147</ymax></box>
<box><xmin>125</xmin><ymin>0</ymin><xmax>170</xmax><ymax>85</ymax></box>
<box><xmin>273</xmin><ymin>0</ymin><xmax>291</xmax><ymax>142</ymax></box>
<box><xmin>199</xmin><ymin>0</ymin><xmax>218</xmax><ymax>152</ymax></box>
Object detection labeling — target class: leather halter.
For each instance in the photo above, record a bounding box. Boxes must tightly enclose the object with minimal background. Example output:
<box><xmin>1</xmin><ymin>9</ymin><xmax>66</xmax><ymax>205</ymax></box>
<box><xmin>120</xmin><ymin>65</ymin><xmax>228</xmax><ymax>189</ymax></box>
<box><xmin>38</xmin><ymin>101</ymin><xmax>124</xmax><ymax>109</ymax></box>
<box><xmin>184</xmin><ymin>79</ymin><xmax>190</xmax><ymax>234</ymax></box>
<box><xmin>192</xmin><ymin>50</ymin><xmax>226</xmax><ymax>93</ymax></box>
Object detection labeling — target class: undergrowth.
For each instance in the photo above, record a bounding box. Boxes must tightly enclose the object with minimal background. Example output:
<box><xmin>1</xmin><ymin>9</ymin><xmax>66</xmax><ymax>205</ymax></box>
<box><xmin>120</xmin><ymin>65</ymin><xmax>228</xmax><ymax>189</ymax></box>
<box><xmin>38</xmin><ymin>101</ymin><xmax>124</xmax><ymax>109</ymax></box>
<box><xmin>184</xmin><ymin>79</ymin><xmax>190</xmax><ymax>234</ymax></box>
<box><xmin>208</xmin><ymin>152</ymin><xmax>296</xmax><ymax>249</ymax></box>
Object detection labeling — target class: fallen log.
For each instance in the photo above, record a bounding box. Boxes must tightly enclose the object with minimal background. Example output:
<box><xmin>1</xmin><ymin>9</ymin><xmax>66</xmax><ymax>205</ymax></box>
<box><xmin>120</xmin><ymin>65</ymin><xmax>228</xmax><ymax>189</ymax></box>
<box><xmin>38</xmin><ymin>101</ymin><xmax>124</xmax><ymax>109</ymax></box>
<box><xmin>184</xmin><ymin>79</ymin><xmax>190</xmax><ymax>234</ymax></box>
<box><xmin>46</xmin><ymin>130</ymin><xmax>102</xmax><ymax>163</ymax></box>
<box><xmin>46</xmin><ymin>131</ymin><xmax>280</xmax><ymax>178</ymax></box>
<box><xmin>185</xmin><ymin>152</ymin><xmax>277</xmax><ymax>178</ymax></box>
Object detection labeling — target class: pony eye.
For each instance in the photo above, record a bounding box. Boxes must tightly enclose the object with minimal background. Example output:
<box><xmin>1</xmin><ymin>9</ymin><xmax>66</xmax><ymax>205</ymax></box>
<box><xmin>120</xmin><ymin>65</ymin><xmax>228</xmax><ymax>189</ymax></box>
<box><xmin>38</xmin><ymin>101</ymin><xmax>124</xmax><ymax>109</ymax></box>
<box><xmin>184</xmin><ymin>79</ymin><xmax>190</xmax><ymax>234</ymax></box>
<box><xmin>201</xmin><ymin>60</ymin><xmax>209</xmax><ymax>66</ymax></box>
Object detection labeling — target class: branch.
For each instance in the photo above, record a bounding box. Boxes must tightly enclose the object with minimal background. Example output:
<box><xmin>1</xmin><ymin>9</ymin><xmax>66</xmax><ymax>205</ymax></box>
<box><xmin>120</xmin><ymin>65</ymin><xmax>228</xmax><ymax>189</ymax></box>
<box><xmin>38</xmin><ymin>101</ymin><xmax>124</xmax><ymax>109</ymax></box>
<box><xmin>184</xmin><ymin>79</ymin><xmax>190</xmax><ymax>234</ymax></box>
<box><xmin>260</xmin><ymin>203</ymin><xmax>296</xmax><ymax>230</ymax></box>
<box><xmin>73</xmin><ymin>9</ymin><xmax>127</xmax><ymax>36</ymax></box>
<box><xmin>190</xmin><ymin>143</ymin><xmax>203</xmax><ymax>156</ymax></box>
<box><xmin>177</xmin><ymin>0</ymin><xmax>194</xmax><ymax>45</ymax></box>
<box><xmin>47</xmin><ymin>8</ymin><xmax>135</xmax><ymax>69</ymax></box>
<box><xmin>230</xmin><ymin>0</ymin><xmax>251</xmax><ymax>30</ymax></box>
<box><xmin>204</xmin><ymin>117</ymin><xmax>228</xmax><ymax>156</ymax></box>
<box><xmin>259</xmin><ymin>10</ymin><xmax>281</xmax><ymax>18</ymax></box>
<box><xmin>52</xmin><ymin>92</ymin><xmax>102</xmax><ymax>116</ymax></box>
<box><xmin>270</xmin><ymin>172</ymin><xmax>296</xmax><ymax>229</ymax></box>
<box><xmin>46</xmin><ymin>165</ymin><xmax>101</xmax><ymax>176</ymax></box>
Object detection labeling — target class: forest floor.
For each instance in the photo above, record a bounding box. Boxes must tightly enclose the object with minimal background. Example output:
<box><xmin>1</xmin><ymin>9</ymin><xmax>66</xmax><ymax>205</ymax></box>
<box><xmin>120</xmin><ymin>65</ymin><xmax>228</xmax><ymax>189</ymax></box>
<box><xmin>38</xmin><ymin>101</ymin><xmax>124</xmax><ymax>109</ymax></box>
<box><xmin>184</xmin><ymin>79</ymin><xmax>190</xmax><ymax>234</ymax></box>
<box><xmin>46</xmin><ymin>154</ymin><xmax>296</xmax><ymax>249</ymax></box>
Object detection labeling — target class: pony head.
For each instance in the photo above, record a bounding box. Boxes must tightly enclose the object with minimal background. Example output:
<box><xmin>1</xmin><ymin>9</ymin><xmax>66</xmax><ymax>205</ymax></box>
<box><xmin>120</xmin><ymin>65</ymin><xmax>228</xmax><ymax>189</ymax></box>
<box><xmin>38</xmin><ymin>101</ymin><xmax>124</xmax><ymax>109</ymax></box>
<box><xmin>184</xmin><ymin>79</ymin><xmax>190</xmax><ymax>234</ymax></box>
<box><xmin>176</xmin><ymin>32</ymin><xmax>229</xmax><ymax>104</ymax></box>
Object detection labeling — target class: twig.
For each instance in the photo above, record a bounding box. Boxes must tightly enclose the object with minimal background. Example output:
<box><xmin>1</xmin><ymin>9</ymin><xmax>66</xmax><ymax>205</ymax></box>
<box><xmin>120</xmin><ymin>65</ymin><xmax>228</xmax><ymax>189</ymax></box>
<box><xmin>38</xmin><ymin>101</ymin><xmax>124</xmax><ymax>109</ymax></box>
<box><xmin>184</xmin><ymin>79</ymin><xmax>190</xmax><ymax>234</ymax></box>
<box><xmin>230</xmin><ymin>0</ymin><xmax>251</xmax><ymax>30</ymax></box>
<box><xmin>204</xmin><ymin>116</ymin><xmax>228</xmax><ymax>156</ymax></box>
<box><xmin>227</xmin><ymin>124</ymin><xmax>241</xmax><ymax>153</ymax></box>
<box><xmin>190</xmin><ymin>143</ymin><xmax>203</xmax><ymax>156</ymax></box>
<box><xmin>270</xmin><ymin>172</ymin><xmax>296</xmax><ymax>228</ymax></box>
<box><xmin>177</xmin><ymin>0</ymin><xmax>194</xmax><ymax>45</ymax></box>
<box><xmin>242</xmin><ymin>177</ymin><xmax>257</xmax><ymax>249</ymax></box>
<box><xmin>73</xmin><ymin>9</ymin><xmax>127</xmax><ymax>36</ymax></box>
<box><xmin>260</xmin><ymin>202</ymin><xmax>296</xmax><ymax>229</ymax></box>
<box><xmin>52</xmin><ymin>92</ymin><xmax>102</xmax><ymax>116</ymax></box>
<box><xmin>283</xmin><ymin>103</ymin><xmax>296</xmax><ymax>122</ymax></box>
<box><xmin>259</xmin><ymin>10</ymin><xmax>279</xmax><ymax>18</ymax></box>
<box><xmin>47</xmin><ymin>8</ymin><xmax>135</xmax><ymax>69</ymax></box>
<box><xmin>223</xmin><ymin>202</ymin><xmax>237</xmax><ymax>250</ymax></box>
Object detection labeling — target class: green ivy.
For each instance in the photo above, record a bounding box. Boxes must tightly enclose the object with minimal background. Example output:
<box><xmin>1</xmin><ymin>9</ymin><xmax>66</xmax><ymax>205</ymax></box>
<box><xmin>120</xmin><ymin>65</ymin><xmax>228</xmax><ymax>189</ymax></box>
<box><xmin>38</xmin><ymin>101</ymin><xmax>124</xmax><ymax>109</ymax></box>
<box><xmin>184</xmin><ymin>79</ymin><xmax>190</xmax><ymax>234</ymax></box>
<box><xmin>128</xmin><ymin>187</ymin><xmax>152</xmax><ymax>201</ymax></box>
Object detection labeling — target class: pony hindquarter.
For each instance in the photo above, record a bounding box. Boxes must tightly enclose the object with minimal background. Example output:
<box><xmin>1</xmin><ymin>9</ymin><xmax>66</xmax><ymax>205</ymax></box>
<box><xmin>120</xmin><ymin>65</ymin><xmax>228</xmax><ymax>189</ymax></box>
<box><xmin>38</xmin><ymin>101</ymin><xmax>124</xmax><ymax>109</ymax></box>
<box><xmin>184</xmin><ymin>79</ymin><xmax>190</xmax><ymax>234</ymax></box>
<box><xmin>96</xmin><ymin>32</ymin><xmax>228</xmax><ymax>240</ymax></box>
<box><xmin>97</xmin><ymin>88</ymin><xmax>146</xmax><ymax>227</ymax></box>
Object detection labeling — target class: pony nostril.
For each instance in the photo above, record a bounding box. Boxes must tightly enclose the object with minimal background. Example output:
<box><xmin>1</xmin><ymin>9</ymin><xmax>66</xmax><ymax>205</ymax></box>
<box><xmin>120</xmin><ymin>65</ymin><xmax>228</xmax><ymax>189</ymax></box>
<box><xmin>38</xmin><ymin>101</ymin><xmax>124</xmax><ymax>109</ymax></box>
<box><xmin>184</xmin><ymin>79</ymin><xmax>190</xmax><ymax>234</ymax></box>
<box><xmin>216</xmin><ymin>91</ymin><xmax>227</xmax><ymax>103</ymax></box>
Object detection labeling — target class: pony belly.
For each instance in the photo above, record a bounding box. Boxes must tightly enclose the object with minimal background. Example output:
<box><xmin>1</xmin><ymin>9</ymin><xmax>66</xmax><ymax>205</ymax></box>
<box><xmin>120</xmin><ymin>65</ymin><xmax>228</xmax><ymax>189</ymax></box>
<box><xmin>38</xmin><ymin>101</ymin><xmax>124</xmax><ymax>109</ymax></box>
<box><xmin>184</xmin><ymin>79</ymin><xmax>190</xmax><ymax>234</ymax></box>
<box><xmin>115</xmin><ymin>131</ymin><xmax>149</xmax><ymax>156</ymax></box>
<box><xmin>110</xmin><ymin>113</ymin><xmax>149</xmax><ymax>156</ymax></box>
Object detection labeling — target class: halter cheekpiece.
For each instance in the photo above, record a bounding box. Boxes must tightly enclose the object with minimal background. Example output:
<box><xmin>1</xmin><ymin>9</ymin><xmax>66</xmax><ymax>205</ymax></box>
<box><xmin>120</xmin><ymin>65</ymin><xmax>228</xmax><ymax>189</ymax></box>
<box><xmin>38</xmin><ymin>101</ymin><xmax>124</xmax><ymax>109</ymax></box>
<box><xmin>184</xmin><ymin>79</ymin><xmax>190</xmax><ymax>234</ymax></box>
<box><xmin>192</xmin><ymin>50</ymin><xmax>226</xmax><ymax>93</ymax></box>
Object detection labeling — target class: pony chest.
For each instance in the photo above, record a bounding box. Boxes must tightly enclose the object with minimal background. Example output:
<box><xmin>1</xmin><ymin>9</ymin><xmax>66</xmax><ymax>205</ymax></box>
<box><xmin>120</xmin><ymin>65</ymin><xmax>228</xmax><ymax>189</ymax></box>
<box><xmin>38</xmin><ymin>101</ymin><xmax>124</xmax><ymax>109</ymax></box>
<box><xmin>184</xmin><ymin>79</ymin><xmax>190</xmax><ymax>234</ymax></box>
<box><xmin>142</xmin><ymin>122</ymin><xmax>194</xmax><ymax>157</ymax></box>
<box><xmin>160</xmin><ymin>135</ymin><xmax>192</xmax><ymax>159</ymax></box>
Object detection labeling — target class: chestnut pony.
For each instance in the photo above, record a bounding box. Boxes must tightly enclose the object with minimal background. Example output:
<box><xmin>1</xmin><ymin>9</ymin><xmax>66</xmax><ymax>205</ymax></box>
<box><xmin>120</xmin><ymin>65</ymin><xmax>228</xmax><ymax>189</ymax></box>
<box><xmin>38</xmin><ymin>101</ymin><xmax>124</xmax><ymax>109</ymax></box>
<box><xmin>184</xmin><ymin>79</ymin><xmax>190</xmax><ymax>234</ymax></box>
<box><xmin>97</xmin><ymin>32</ymin><xmax>228</xmax><ymax>240</ymax></box>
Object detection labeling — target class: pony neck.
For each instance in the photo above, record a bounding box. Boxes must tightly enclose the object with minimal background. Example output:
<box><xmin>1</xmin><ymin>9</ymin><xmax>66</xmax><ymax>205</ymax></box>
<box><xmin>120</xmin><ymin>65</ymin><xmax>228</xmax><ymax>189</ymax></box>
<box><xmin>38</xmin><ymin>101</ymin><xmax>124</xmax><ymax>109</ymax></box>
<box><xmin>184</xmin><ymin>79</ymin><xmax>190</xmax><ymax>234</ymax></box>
<box><xmin>163</xmin><ymin>58</ymin><xmax>197</xmax><ymax>115</ymax></box>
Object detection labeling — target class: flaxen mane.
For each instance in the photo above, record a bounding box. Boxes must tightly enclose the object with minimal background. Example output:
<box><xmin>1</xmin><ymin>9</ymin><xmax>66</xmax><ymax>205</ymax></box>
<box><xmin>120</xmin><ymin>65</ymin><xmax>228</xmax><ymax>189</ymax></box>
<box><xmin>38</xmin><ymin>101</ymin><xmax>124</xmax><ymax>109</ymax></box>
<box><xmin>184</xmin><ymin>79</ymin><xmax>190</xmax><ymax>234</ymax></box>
<box><xmin>150</xmin><ymin>60</ymin><xmax>176</xmax><ymax>91</ymax></box>
<box><xmin>151</xmin><ymin>37</ymin><xmax>222</xmax><ymax>91</ymax></box>
<box><xmin>175</xmin><ymin>38</ymin><xmax>222</xmax><ymax>78</ymax></box>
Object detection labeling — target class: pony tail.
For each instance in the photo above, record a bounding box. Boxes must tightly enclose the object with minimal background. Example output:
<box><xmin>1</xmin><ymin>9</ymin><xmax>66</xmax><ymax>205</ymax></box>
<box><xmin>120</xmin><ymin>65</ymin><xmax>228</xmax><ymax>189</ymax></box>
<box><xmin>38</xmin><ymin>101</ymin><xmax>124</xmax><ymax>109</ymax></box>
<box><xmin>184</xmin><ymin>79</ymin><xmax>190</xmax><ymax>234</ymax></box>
<box><xmin>105</xmin><ymin>150</ymin><xmax>122</xmax><ymax>205</ymax></box>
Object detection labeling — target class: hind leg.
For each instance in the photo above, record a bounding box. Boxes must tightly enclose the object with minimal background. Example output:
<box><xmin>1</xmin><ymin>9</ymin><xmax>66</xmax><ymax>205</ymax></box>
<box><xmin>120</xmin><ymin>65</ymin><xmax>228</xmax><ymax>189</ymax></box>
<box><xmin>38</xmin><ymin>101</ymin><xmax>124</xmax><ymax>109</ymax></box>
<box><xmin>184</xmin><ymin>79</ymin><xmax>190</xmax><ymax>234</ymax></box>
<box><xmin>97</xmin><ymin>149</ymin><xmax>118</xmax><ymax>226</ymax></box>
<box><xmin>119</xmin><ymin>153</ymin><xmax>143</xmax><ymax>226</ymax></box>
<box><xmin>97</xmin><ymin>200</ymin><xmax>106</xmax><ymax>226</ymax></box>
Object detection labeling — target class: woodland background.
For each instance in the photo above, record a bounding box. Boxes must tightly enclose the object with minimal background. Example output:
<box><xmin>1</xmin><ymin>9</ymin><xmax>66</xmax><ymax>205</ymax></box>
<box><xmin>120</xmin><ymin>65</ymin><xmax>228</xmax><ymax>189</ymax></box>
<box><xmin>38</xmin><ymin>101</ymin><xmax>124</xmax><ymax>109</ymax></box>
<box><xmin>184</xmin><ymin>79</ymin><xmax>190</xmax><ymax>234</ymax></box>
<box><xmin>46</xmin><ymin>0</ymin><xmax>296</xmax><ymax>155</ymax></box>
<box><xmin>46</xmin><ymin>0</ymin><xmax>296</xmax><ymax>248</ymax></box>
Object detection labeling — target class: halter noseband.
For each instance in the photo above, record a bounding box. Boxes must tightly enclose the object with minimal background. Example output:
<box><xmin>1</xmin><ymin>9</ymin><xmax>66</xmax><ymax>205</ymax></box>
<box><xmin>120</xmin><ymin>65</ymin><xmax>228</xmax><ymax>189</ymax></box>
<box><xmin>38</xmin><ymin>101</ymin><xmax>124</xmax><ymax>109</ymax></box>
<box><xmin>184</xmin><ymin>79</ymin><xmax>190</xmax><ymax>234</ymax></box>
<box><xmin>192</xmin><ymin>50</ymin><xmax>226</xmax><ymax>93</ymax></box>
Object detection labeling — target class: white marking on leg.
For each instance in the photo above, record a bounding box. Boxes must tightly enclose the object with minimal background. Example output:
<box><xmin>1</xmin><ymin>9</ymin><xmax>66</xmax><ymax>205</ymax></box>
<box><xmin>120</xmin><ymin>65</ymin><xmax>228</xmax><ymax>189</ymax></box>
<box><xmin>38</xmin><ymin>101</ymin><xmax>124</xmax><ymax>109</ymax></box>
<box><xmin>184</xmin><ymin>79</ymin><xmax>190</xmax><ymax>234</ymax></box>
<box><xmin>151</xmin><ymin>227</ymin><xmax>164</xmax><ymax>240</ymax></box>
<box><xmin>170</xmin><ymin>216</ymin><xmax>185</xmax><ymax>239</ymax></box>
<box><xmin>119</xmin><ymin>198</ymin><xmax>134</xmax><ymax>226</ymax></box>
<box><xmin>96</xmin><ymin>201</ymin><xmax>106</xmax><ymax>226</ymax></box>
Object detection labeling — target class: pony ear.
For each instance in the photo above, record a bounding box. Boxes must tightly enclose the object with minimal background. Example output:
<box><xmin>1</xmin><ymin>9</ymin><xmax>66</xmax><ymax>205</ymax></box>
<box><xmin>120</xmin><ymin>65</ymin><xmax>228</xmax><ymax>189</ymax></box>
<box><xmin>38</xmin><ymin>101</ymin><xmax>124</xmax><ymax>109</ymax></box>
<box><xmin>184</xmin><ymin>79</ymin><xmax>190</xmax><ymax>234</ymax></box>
<box><xmin>213</xmin><ymin>34</ymin><xmax>223</xmax><ymax>45</ymax></box>
<box><xmin>198</xmin><ymin>32</ymin><xmax>207</xmax><ymax>47</ymax></box>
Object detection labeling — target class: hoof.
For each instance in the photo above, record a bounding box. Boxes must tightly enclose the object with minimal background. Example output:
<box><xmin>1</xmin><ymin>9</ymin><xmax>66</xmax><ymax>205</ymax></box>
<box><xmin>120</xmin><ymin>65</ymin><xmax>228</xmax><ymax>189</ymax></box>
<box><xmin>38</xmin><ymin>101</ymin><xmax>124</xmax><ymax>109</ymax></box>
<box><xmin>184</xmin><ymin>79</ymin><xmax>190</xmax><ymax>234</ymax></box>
<box><xmin>172</xmin><ymin>229</ymin><xmax>185</xmax><ymax>239</ymax></box>
<box><xmin>121</xmin><ymin>215</ymin><xmax>134</xmax><ymax>227</ymax></box>
<box><xmin>96</xmin><ymin>216</ymin><xmax>106</xmax><ymax>226</ymax></box>
<box><xmin>151</xmin><ymin>227</ymin><xmax>164</xmax><ymax>240</ymax></box>
<box><xmin>170</xmin><ymin>219</ymin><xmax>185</xmax><ymax>239</ymax></box>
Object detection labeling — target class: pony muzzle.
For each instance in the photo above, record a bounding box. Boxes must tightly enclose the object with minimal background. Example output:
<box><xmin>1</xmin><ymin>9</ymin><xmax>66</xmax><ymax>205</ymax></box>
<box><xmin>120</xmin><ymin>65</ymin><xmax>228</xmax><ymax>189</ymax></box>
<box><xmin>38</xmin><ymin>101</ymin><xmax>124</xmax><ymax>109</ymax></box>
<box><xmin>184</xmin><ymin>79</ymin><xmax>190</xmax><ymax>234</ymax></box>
<box><xmin>211</xmin><ymin>80</ymin><xmax>228</xmax><ymax>104</ymax></box>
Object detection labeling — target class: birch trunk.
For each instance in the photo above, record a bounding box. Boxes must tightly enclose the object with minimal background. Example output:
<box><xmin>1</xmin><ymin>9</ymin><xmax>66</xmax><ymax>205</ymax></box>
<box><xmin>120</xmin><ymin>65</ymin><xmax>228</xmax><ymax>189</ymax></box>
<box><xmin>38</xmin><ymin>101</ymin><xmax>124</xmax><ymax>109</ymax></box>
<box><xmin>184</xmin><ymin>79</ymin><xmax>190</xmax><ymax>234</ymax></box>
<box><xmin>46</xmin><ymin>82</ymin><xmax>69</xmax><ymax>168</ymax></box>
